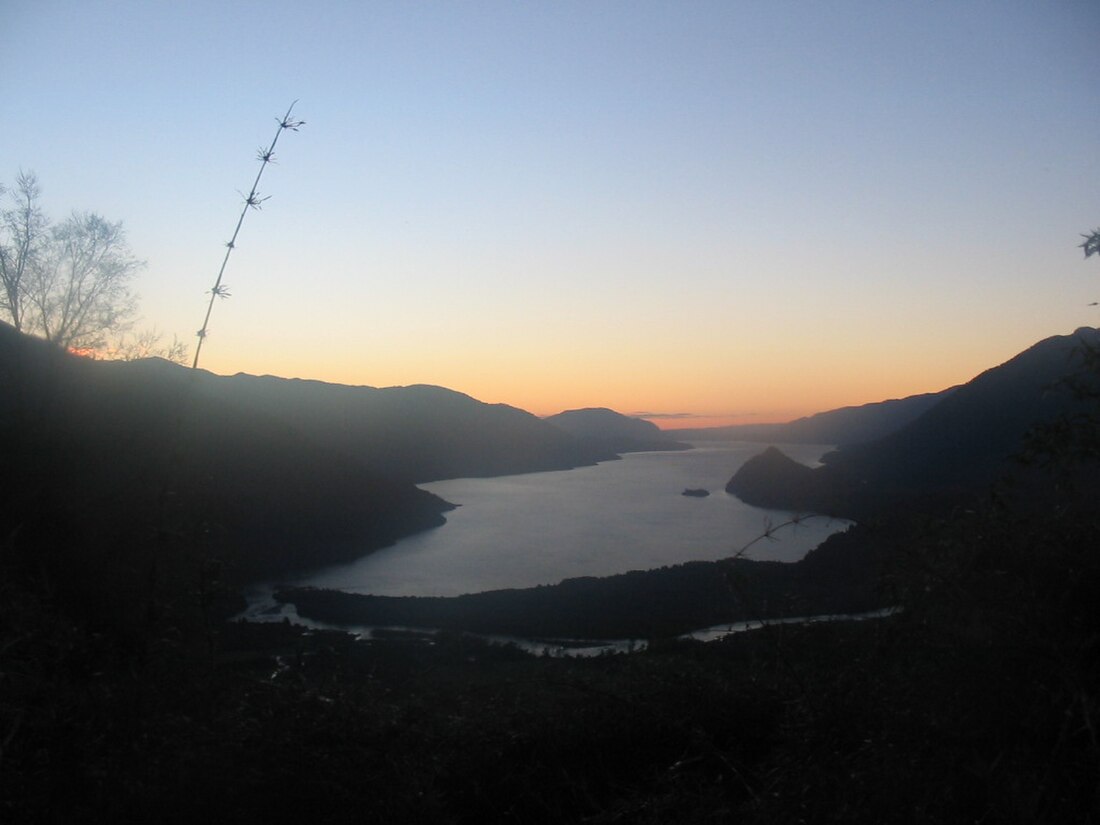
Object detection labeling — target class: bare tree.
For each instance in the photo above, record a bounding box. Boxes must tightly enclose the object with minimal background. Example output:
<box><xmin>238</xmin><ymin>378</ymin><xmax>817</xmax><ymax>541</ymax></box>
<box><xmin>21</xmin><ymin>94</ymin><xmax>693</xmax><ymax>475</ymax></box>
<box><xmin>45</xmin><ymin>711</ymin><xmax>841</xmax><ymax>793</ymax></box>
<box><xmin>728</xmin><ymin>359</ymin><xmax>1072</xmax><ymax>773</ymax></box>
<box><xmin>2</xmin><ymin>172</ymin><xmax>146</xmax><ymax>351</ymax></box>
<box><xmin>22</xmin><ymin>211</ymin><xmax>143</xmax><ymax>350</ymax></box>
<box><xmin>0</xmin><ymin>171</ymin><xmax>48</xmax><ymax>332</ymax></box>
<box><xmin>110</xmin><ymin>327</ymin><xmax>189</xmax><ymax>363</ymax></box>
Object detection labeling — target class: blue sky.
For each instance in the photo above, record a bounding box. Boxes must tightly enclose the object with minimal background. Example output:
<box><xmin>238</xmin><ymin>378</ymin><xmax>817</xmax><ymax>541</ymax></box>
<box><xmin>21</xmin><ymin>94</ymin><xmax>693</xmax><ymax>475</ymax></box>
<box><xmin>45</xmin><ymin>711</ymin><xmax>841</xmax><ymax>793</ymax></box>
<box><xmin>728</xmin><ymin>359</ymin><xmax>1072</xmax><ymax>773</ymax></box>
<box><xmin>3</xmin><ymin>1</ymin><xmax>1098</xmax><ymax>423</ymax></box>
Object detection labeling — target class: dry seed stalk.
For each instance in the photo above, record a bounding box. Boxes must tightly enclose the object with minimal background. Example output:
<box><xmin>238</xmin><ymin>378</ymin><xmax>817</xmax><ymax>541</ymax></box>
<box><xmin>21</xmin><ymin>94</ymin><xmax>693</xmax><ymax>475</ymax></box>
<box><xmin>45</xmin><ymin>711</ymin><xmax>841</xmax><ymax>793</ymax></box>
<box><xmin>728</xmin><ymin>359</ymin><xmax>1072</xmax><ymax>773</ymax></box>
<box><xmin>192</xmin><ymin>102</ymin><xmax>304</xmax><ymax>369</ymax></box>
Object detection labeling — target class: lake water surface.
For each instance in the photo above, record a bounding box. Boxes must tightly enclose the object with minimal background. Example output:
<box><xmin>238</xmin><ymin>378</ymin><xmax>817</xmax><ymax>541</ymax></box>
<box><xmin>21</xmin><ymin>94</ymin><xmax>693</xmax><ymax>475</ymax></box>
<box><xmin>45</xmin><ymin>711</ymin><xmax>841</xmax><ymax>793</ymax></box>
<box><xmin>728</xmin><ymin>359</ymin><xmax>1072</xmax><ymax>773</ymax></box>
<box><xmin>289</xmin><ymin>441</ymin><xmax>849</xmax><ymax>597</ymax></box>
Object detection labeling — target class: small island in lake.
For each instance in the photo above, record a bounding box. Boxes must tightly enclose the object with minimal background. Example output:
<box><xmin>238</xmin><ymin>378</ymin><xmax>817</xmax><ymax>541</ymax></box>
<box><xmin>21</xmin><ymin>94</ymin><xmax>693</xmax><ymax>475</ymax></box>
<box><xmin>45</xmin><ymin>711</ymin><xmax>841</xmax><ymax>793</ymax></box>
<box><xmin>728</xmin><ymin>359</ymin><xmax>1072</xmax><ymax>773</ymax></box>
<box><xmin>681</xmin><ymin>488</ymin><xmax>710</xmax><ymax>498</ymax></box>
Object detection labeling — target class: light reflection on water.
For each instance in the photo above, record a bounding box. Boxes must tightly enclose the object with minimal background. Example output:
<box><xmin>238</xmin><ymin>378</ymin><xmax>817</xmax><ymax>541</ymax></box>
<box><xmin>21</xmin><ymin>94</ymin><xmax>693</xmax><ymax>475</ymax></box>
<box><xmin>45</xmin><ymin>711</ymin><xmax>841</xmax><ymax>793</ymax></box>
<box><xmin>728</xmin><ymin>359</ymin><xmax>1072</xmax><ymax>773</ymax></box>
<box><xmin>287</xmin><ymin>441</ymin><xmax>849</xmax><ymax>598</ymax></box>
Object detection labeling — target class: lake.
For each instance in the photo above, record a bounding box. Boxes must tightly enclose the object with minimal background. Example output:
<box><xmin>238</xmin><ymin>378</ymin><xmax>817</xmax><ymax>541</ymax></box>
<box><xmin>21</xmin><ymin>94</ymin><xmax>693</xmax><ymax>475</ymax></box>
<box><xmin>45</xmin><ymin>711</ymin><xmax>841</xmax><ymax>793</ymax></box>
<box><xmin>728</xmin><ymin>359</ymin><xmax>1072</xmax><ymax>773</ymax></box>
<box><xmin>285</xmin><ymin>441</ymin><xmax>849</xmax><ymax>597</ymax></box>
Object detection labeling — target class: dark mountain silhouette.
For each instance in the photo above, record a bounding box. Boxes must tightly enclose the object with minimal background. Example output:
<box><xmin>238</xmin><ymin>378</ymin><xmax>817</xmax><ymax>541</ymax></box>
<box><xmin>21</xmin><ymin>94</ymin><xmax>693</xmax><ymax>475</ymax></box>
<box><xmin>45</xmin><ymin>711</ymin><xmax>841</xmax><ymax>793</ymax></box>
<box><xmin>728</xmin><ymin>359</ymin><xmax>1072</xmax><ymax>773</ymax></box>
<box><xmin>0</xmin><ymin>323</ymin><xmax>610</xmax><ymax>580</ymax></box>
<box><xmin>544</xmin><ymin>407</ymin><xmax>690</xmax><ymax>454</ymax></box>
<box><xmin>198</xmin><ymin>375</ymin><xmax>611</xmax><ymax>483</ymax></box>
<box><xmin>668</xmin><ymin>389</ymin><xmax>953</xmax><ymax>447</ymax></box>
<box><xmin>0</xmin><ymin>324</ymin><xmax>453</xmax><ymax>580</ymax></box>
<box><xmin>727</xmin><ymin>328</ymin><xmax>1100</xmax><ymax>518</ymax></box>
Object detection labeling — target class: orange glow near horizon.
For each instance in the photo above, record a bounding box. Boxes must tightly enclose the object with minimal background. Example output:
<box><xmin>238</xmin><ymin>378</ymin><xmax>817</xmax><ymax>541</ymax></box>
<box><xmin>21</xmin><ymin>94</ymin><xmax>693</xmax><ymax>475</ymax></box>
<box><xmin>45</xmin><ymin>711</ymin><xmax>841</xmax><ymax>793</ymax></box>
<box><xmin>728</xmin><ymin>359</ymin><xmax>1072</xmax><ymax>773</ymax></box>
<box><xmin>645</xmin><ymin>414</ymin><xmax>794</xmax><ymax>430</ymax></box>
<box><xmin>199</xmin><ymin>327</ymin><xmax>1004</xmax><ymax>430</ymax></box>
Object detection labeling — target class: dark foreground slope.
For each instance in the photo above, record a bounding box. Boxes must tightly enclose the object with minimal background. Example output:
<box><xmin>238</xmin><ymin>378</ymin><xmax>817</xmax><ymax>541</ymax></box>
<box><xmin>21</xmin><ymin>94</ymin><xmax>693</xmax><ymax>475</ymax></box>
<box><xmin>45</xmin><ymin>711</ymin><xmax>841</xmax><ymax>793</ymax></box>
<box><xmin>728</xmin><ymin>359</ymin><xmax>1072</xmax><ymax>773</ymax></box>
<box><xmin>728</xmin><ymin>328</ymin><xmax>1100</xmax><ymax>518</ymax></box>
<box><xmin>3</xmin><ymin>472</ymin><xmax>1097</xmax><ymax>824</ymax></box>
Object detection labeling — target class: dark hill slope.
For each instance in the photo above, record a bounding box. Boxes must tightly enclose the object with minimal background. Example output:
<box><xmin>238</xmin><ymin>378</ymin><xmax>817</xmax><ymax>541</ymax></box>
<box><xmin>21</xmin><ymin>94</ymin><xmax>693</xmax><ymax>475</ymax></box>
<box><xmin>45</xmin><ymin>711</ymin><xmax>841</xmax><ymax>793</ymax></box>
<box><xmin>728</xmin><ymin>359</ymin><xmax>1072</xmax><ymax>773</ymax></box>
<box><xmin>204</xmin><ymin>375</ymin><xmax>609</xmax><ymax>483</ymax></box>
<box><xmin>728</xmin><ymin>328</ymin><xmax>1100</xmax><ymax>518</ymax></box>
<box><xmin>0</xmin><ymin>325</ymin><xmax>441</xmax><ymax>580</ymax></box>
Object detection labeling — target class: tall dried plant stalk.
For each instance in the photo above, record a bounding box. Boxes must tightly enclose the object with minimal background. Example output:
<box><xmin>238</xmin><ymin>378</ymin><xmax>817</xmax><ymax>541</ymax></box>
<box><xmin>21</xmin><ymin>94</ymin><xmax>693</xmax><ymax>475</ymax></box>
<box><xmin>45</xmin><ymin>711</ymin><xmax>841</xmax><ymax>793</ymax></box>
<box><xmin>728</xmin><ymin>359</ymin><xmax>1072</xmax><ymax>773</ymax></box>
<box><xmin>192</xmin><ymin>102</ymin><xmax>304</xmax><ymax>369</ymax></box>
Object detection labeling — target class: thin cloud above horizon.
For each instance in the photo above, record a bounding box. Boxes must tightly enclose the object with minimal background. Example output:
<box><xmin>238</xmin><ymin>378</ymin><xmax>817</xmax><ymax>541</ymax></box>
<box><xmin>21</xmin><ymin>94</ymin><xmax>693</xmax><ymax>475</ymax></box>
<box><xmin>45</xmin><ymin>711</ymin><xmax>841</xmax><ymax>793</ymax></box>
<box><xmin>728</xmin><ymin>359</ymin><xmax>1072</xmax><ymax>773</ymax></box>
<box><xmin>633</xmin><ymin>411</ymin><xmax>762</xmax><ymax>421</ymax></box>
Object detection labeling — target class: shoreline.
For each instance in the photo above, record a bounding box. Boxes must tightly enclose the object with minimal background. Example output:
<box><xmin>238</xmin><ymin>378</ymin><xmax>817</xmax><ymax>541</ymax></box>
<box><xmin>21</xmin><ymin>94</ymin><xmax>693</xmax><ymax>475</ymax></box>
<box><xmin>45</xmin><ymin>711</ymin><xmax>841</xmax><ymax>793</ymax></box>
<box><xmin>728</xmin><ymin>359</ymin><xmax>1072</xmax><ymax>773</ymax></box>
<box><xmin>269</xmin><ymin>522</ymin><xmax>889</xmax><ymax>641</ymax></box>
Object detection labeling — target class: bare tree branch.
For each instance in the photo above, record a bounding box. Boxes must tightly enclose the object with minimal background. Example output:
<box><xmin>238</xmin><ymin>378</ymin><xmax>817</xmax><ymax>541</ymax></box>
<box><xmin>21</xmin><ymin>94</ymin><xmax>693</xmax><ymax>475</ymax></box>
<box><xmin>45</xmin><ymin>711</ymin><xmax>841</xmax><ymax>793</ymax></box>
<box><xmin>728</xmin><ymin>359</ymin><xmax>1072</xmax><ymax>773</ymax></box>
<box><xmin>0</xmin><ymin>171</ymin><xmax>48</xmax><ymax>331</ymax></box>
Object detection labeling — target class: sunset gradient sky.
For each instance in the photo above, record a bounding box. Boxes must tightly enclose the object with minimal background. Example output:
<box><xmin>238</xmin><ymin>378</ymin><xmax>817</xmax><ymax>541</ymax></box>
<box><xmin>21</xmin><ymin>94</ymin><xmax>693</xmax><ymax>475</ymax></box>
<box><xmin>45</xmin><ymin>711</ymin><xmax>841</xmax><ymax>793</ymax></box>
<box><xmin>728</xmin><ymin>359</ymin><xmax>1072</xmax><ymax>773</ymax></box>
<box><xmin>3</xmin><ymin>1</ymin><xmax>1098</xmax><ymax>426</ymax></box>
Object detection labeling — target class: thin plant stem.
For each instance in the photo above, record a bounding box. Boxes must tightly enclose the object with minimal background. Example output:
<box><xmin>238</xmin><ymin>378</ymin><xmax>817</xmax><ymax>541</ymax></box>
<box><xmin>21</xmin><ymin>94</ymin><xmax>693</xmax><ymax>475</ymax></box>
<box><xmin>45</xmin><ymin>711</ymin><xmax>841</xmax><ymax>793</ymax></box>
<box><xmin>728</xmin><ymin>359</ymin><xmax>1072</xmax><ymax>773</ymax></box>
<box><xmin>192</xmin><ymin>101</ymin><xmax>303</xmax><ymax>369</ymax></box>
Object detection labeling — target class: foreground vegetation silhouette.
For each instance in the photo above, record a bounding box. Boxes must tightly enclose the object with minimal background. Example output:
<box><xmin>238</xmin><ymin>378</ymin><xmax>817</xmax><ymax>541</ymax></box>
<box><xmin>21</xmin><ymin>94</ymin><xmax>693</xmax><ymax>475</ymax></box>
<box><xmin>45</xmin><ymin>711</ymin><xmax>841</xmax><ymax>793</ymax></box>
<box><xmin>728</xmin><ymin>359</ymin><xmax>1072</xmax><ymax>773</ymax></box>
<box><xmin>1</xmin><ymin>244</ymin><xmax>1098</xmax><ymax>821</ymax></box>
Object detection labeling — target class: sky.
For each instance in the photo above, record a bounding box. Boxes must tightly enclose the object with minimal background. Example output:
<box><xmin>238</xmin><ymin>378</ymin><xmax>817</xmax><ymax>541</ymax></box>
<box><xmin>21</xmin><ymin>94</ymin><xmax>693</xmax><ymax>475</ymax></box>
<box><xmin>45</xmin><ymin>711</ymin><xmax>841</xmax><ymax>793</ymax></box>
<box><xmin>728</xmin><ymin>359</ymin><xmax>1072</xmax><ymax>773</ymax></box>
<box><xmin>2</xmin><ymin>1</ymin><xmax>1098</xmax><ymax>427</ymax></box>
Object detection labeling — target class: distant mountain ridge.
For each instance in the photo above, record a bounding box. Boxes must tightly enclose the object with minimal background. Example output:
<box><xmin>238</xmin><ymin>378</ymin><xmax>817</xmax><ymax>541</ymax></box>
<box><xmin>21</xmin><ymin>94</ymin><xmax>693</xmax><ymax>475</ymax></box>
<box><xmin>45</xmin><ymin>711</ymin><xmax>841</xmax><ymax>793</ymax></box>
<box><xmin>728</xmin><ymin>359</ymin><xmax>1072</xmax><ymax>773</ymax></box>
<box><xmin>667</xmin><ymin>389</ymin><xmax>954</xmax><ymax>447</ymax></box>
<box><xmin>544</xmin><ymin>407</ymin><xmax>690</xmax><ymax>454</ymax></box>
<box><xmin>727</xmin><ymin>328</ymin><xmax>1100</xmax><ymax>518</ymax></box>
